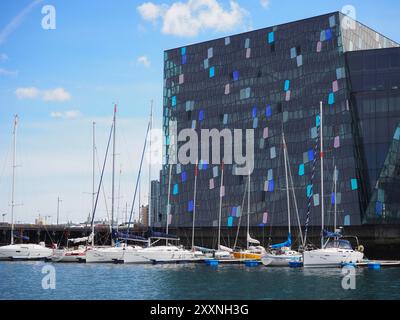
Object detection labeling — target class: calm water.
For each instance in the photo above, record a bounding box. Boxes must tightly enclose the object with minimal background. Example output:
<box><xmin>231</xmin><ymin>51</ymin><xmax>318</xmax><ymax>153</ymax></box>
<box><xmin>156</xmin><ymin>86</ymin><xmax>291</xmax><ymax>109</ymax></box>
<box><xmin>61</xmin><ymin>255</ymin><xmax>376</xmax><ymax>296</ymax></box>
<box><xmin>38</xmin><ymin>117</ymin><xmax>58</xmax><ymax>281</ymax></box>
<box><xmin>0</xmin><ymin>261</ymin><xmax>399</xmax><ymax>300</ymax></box>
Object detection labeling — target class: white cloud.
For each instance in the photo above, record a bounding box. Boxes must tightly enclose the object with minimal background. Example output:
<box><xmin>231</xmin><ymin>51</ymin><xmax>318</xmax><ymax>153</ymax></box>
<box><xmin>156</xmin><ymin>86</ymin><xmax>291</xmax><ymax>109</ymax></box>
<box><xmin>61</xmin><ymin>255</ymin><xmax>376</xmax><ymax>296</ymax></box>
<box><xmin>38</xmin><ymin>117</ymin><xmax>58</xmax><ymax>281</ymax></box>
<box><xmin>50</xmin><ymin>110</ymin><xmax>81</xmax><ymax>119</ymax></box>
<box><xmin>137</xmin><ymin>55</ymin><xmax>151</xmax><ymax>67</ymax></box>
<box><xmin>0</xmin><ymin>68</ymin><xmax>18</xmax><ymax>77</ymax></box>
<box><xmin>137</xmin><ymin>0</ymin><xmax>250</xmax><ymax>37</ymax></box>
<box><xmin>15</xmin><ymin>87</ymin><xmax>71</xmax><ymax>102</ymax></box>
<box><xmin>0</xmin><ymin>0</ymin><xmax>44</xmax><ymax>45</ymax></box>
<box><xmin>260</xmin><ymin>0</ymin><xmax>270</xmax><ymax>9</ymax></box>
<box><xmin>137</xmin><ymin>2</ymin><xmax>165</xmax><ymax>21</ymax></box>
<box><xmin>0</xmin><ymin>53</ymin><xmax>8</xmax><ymax>62</ymax></box>
<box><xmin>15</xmin><ymin>87</ymin><xmax>39</xmax><ymax>99</ymax></box>
<box><xmin>42</xmin><ymin>88</ymin><xmax>71</xmax><ymax>102</ymax></box>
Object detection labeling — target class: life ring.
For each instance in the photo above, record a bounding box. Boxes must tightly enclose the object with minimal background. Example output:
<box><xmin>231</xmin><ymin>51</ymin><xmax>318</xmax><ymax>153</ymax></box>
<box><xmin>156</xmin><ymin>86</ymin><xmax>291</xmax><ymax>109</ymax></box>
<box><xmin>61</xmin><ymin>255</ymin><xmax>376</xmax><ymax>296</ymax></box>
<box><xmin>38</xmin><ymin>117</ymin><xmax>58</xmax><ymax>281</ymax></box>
<box><xmin>357</xmin><ymin>245</ymin><xmax>364</xmax><ymax>252</ymax></box>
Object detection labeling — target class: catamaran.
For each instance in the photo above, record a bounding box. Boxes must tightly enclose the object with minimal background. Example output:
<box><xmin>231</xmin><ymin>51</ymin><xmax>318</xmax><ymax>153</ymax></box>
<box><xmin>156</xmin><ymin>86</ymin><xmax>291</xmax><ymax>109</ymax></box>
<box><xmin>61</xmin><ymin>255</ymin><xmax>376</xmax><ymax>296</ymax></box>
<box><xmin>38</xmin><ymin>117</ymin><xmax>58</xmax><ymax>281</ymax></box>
<box><xmin>0</xmin><ymin>116</ymin><xmax>52</xmax><ymax>261</ymax></box>
<box><xmin>302</xmin><ymin>102</ymin><xmax>364</xmax><ymax>267</ymax></box>
<box><xmin>261</xmin><ymin>132</ymin><xmax>302</xmax><ymax>266</ymax></box>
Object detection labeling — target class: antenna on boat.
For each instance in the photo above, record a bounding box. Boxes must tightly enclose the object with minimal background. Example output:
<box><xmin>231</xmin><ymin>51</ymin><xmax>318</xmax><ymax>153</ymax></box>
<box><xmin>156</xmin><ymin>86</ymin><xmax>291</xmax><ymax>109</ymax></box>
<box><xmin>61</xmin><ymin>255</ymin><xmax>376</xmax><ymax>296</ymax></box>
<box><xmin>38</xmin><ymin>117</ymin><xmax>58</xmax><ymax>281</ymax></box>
<box><xmin>111</xmin><ymin>104</ymin><xmax>117</xmax><ymax>245</ymax></box>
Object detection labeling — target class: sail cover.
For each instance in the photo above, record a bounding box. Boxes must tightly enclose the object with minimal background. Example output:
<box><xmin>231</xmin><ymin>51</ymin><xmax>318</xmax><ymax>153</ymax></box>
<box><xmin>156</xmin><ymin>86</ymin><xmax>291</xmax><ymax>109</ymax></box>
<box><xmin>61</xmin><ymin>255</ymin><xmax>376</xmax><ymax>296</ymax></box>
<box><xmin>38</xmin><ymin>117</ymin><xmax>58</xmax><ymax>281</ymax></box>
<box><xmin>323</xmin><ymin>230</ymin><xmax>342</xmax><ymax>238</ymax></box>
<box><xmin>219</xmin><ymin>245</ymin><xmax>233</xmax><ymax>252</ymax></box>
<box><xmin>247</xmin><ymin>233</ymin><xmax>260</xmax><ymax>245</ymax></box>
<box><xmin>270</xmin><ymin>233</ymin><xmax>292</xmax><ymax>249</ymax></box>
<box><xmin>68</xmin><ymin>233</ymin><xmax>93</xmax><ymax>244</ymax></box>
<box><xmin>112</xmin><ymin>230</ymin><xmax>148</xmax><ymax>242</ymax></box>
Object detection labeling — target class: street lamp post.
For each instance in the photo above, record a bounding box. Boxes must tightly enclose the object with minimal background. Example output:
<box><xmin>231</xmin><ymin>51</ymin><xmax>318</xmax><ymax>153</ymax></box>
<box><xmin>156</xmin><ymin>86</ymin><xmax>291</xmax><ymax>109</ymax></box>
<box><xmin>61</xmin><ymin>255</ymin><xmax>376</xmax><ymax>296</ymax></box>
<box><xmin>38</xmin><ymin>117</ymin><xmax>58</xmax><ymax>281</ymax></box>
<box><xmin>2</xmin><ymin>213</ymin><xmax>6</xmax><ymax>223</ymax></box>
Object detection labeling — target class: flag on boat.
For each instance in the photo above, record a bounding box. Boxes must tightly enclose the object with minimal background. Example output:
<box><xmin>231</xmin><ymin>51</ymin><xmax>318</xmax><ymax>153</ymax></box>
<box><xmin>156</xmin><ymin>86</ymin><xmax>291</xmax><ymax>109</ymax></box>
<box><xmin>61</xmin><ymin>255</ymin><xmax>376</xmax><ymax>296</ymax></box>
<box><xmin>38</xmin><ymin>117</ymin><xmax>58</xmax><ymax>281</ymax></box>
<box><xmin>247</xmin><ymin>233</ymin><xmax>260</xmax><ymax>245</ymax></box>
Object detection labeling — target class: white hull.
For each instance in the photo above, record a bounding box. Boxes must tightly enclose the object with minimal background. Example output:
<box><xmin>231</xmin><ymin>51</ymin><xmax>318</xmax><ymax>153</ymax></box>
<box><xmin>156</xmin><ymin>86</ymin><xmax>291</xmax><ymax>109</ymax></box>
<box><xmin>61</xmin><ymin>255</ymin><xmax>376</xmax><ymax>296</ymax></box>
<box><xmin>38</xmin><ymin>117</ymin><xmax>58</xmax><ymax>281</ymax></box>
<box><xmin>0</xmin><ymin>244</ymin><xmax>52</xmax><ymax>261</ymax></box>
<box><xmin>303</xmin><ymin>248</ymin><xmax>363</xmax><ymax>268</ymax></box>
<box><xmin>261</xmin><ymin>252</ymin><xmax>302</xmax><ymax>266</ymax></box>
<box><xmin>50</xmin><ymin>248</ymin><xmax>87</xmax><ymax>262</ymax></box>
<box><xmin>86</xmin><ymin>246</ymin><xmax>140</xmax><ymax>263</ymax></box>
<box><xmin>138</xmin><ymin>246</ymin><xmax>201</xmax><ymax>263</ymax></box>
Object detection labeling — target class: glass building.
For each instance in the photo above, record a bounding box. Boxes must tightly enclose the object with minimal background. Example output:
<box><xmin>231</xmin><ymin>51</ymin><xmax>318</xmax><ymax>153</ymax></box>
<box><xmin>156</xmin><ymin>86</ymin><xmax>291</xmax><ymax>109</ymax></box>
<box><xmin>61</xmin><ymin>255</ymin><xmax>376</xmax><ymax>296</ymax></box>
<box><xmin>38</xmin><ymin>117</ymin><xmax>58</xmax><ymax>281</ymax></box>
<box><xmin>155</xmin><ymin>12</ymin><xmax>400</xmax><ymax>229</ymax></box>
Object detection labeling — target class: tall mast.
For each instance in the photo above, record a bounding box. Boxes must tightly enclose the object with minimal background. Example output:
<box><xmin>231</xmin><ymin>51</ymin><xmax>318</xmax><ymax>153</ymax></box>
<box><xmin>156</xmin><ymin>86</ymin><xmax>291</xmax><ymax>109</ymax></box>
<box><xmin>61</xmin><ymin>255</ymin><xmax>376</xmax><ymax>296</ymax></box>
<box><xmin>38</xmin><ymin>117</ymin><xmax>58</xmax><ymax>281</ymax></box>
<box><xmin>334</xmin><ymin>164</ymin><xmax>337</xmax><ymax>232</ymax></box>
<box><xmin>91</xmin><ymin>121</ymin><xmax>96</xmax><ymax>246</ymax></box>
<box><xmin>10</xmin><ymin>115</ymin><xmax>18</xmax><ymax>245</ymax></box>
<box><xmin>320</xmin><ymin>101</ymin><xmax>324</xmax><ymax>249</ymax></box>
<box><xmin>166</xmin><ymin>163</ymin><xmax>173</xmax><ymax>244</ymax></box>
<box><xmin>111</xmin><ymin>104</ymin><xmax>117</xmax><ymax>245</ymax></box>
<box><xmin>148</xmin><ymin>100</ymin><xmax>153</xmax><ymax>227</ymax></box>
<box><xmin>191</xmin><ymin>161</ymin><xmax>198</xmax><ymax>251</ymax></box>
<box><xmin>283</xmin><ymin>132</ymin><xmax>291</xmax><ymax>237</ymax></box>
<box><xmin>247</xmin><ymin>171</ymin><xmax>250</xmax><ymax>250</ymax></box>
<box><xmin>217</xmin><ymin>162</ymin><xmax>224</xmax><ymax>250</ymax></box>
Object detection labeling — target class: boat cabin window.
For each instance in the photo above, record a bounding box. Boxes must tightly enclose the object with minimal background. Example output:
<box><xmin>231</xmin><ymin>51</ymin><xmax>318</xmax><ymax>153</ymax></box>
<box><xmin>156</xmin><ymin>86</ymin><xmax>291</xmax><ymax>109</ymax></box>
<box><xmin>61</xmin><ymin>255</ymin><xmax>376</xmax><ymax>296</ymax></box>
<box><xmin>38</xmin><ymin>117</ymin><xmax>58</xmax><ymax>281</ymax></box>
<box><xmin>325</xmin><ymin>240</ymin><xmax>352</xmax><ymax>250</ymax></box>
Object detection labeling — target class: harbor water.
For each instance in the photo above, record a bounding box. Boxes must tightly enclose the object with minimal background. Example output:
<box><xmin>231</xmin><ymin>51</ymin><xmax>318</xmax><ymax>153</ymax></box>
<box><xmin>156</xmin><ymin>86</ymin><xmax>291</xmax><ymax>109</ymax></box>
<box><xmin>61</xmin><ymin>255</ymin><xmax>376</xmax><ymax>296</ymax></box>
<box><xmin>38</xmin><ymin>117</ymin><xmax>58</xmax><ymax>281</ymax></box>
<box><xmin>1</xmin><ymin>261</ymin><xmax>400</xmax><ymax>300</ymax></box>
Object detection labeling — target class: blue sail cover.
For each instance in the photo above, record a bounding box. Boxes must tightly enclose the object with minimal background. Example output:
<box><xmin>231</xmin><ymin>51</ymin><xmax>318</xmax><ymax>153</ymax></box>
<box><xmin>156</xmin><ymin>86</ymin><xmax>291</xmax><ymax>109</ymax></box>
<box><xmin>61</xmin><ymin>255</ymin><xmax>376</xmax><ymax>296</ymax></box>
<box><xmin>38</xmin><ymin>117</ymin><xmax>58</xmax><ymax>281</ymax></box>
<box><xmin>145</xmin><ymin>228</ymin><xmax>180</xmax><ymax>240</ymax></box>
<box><xmin>13</xmin><ymin>232</ymin><xmax>30</xmax><ymax>241</ymax></box>
<box><xmin>112</xmin><ymin>230</ymin><xmax>147</xmax><ymax>241</ymax></box>
<box><xmin>323</xmin><ymin>230</ymin><xmax>342</xmax><ymax>238</ymax></box>
<box><xmin>270</xmin><ymin>233</ymin><xmax>292</xmax><ymax>249</ymax></box>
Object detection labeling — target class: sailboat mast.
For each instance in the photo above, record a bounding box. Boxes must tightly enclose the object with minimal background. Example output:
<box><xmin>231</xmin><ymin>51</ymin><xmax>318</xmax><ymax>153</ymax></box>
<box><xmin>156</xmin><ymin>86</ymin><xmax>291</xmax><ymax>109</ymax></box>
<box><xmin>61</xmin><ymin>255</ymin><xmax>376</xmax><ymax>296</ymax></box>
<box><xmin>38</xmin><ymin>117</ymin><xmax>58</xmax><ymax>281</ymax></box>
<box><xmin>320</xmin><ymin>101</ymin><xmax>324</xmax><ymax>249</ymax></box>
<box><xmin>191</xmin><ymin>161</ymin><xmax>198</xmax><ymax>251</ymax></box>
<box><xmin>247</xmin><ymin>172</ymin><xmax>250</xmax><ymax>250</ymax></box>
<box><xmin>334</xmin><ymin>165</ymin><xmax>337</xmax><ymax>232</ymax></box>
<box><xmin>217</xmin><ymin>162</ymin><xmax>224</xmax><ymax>250</ymax></box>
<box><xmin>92</xmin><ymin>121</ymin><xmax>96</xmax><ymax>246</ymax></box>
<box><xmin>166</xmin><ymin>163</ymin><xmax>173</xmax><ymax>244</ymax></box>
<box><xmin>148</xmin><ymin>101</ymin><xmax>153</xmax><ymax>227</ymax></box>
<box><xmin>10</xmin><ymin>115</ymin><xmax>18</xmax><ymax>245</ymax></box>
<box><xmin>283</xmin><ymin>132</ymin><xmax>291</xmax><ymax>236</ymax></box>
<box><xmin>111</xmin><ymin>104</ymin><xmax>117</xmax><ymax>245</ymax></box>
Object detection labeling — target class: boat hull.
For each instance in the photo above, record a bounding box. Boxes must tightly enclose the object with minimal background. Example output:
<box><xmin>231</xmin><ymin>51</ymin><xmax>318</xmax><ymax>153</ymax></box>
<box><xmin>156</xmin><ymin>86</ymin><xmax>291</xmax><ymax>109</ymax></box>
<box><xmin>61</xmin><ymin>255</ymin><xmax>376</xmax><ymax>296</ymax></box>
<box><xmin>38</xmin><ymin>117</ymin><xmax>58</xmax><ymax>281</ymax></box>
<box><xmin>303</xmin><ymin>248</ymin><xmax>363</xmax><ymax>268</ymax></box>
<box><xmin>50</xmin><ymin>248</ymin><xmax>86</xmax><ymax>262</ymax></box>
<box><xmin>86</xmin><ymin>246</ymin><xmax>138</xmax><ymax>263</ymax></box>
<box><xmin>232</xmin><ymin>252</ymin><xmax>261</xmax><ymax>260</ymax></box>
<box><xmin>0</xmin><ymin>244</ymin><xmax>52</xmax><ymax>261</ymax></box>
<box><xmin>138</xmin><ymin>246</ymin><xmax>200</xmax><ymax>263</ymax></box>
<box><xmin>261</xmin><ymin>253</ymin><xmax>302</xmax><ymax>266</ymax></box>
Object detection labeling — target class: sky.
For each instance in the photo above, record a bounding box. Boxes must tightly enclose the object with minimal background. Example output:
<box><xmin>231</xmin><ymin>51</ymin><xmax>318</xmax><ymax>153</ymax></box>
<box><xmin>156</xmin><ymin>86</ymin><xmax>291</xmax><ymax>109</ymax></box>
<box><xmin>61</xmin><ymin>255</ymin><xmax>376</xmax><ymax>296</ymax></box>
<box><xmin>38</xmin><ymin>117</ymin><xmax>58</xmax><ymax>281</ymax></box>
<box><xmin>0</xmin><ymin>0</ymin><xmax>399</xmax><ymax>224</ymax></box>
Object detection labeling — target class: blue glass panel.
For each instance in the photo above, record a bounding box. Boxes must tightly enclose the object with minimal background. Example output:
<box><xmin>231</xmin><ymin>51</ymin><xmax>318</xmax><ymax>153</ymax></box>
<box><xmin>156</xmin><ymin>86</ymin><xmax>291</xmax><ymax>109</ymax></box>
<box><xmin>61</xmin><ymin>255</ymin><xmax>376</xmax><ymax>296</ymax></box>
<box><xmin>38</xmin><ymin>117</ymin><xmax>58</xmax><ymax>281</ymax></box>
<box><xmin>308</xmin><ymin>150</ymin><xmax>314</xmax><ymax>161</ymax></box>
<box><xmin>188</xmin><ymin>200</ymin><xmax>194</xmax><ymax>212</ymax></box>
<box><xmin>199</xmin><ymin>110</ymin><xmax>204</xmax><ymax>121</ymax></box>
<box><xmin>173</xmin><ymin>184</ymin><xmax>178</xmax><ymax>195</ymax></box>
<box><xmin>331</xmin><ymin>193</ymin><xmax>335</xmax><ymax>204</ymax></box>
<box><xmin>182</xmin><ymin>54</ymin><xmax>187</xmax><ymax>65</ymax></box>
<box><xmin>268</xmin><ymin>180</ymin><xmax>274</xmax><ymax>192</ymax></box>
<box><xmin>284</xmin><ymin>80</ymin><xmax>290</xmax><ymax>91</ymax></box>
<box><xmin>181</xmin><ymin>171</ymin><xmax>186</xmax><ymax>182</ymax></box>
<box><xmin>344</xmin><ymin>215</ymin><xmax>350</xmax><ymax>226</ymax></box>
<box><xmin>209</xmin><ymin>66</ymin><xmax>215</xmax><ymax>78</ymax></box>
<box><xmin>252</xmin><ymin>106</ymin><xmax>257</xmax><ymax>118</ymax></box>
<box><xmin>181</xmin><ymin>47</ymin><xmax>186</xmax><ymax>55</ymax></box>
<box><xmin>266</xmin><ymin>105</ymin><xmax>272</xmax><ymax>117</ymax></box>
<box><xmin>351</xmin><ymin>178</ymin><xmax>358</xmax><ymax>190</ymax></box>
<box><xmin>233</xmin><ymin>70</ymin><xmax>239</xmax><ymax>81</ymax></box>
<box><xmin>328</xmin><ymin>92</ymin><xmax>334</xmax><ymax>105</ymax></box>
<box><xmin>307</xmin><ymin>184</ymin><xmax>313</xmax><ymax>197</ymax></box>
<box><xmin>325</xmin><ymin>29</ymin><xmax>332</xmax><ymax>40</ymax></box>
<box><xmin>298</xmin><ymin>164</ymin><xmax>305</xmax><ymax>176</ymax></box>
<box><xmin>227</xmin><ymin>216</ymin><xmax>233</xmax><ymax>227</ymax></box>
<box><xmin>268</xmin><ymin>31</ymin><xmax>274</xmax><ymax>43</ymax></box>
<box><xmin>316</xmin><ymin>115</ymin><xmax>320</xmax><ymax>127</ymax></box>
<box><xmin>375</xmin><ymin>201</ymin><xmax>383</xmax><ymax>215</ymax></box>
<box><xmin>172</xmin><ymin>96</ymin><xmax>176</xmax><ymax>107</ymax></box>
<box><xmin>394</xmin><ymin>127</ymin><xmax>400</xmax><ymax>140</ymax></box>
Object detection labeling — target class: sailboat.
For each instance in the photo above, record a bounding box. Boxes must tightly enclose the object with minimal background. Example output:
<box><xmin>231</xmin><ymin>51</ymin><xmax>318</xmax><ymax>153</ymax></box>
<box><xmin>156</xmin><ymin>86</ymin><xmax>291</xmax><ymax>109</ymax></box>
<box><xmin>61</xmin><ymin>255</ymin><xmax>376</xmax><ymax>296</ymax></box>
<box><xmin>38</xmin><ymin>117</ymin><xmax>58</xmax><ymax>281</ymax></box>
<box><xmin>302</xmin><ymin>102</ymin><xmax>363</xmax><ymax>267</ymax></box>
<box><xmin>261</xmin><ymin>132</ymin><xmax>302</xmax><ymax>266</ymax></box>
<box><xmin>233</xmin><ymin>172</ymin><xmax>266</xmax><ymax>260</ymax></box>
<box><xmin>86</xmin><ymin>104</ymin><xmax>141</xmax><ymax>263</ymax></box>
<box><xmin>51</xmin><ymin>122</ymin><xmax>97</xmax><ymax>262</ymax></box>
<box><xmin>0</xmin><ymin>116</ymin><xmax>52</xmax><ymax>261</ymax></box>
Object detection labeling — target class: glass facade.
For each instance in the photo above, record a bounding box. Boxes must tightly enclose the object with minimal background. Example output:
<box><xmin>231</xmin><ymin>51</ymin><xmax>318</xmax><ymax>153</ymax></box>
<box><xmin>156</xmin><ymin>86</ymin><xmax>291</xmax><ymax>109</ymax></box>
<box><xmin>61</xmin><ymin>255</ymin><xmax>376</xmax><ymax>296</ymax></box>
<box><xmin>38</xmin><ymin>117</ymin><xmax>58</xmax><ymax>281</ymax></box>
<box><xmin>346</xmin><ymin>47</ymin><xmax>400</xmax><ymax>223</ymax></box>
<box><xmin>158</xmin><ymin>12</ymin><xmax>399</xmax><ymax>229</ymax></box>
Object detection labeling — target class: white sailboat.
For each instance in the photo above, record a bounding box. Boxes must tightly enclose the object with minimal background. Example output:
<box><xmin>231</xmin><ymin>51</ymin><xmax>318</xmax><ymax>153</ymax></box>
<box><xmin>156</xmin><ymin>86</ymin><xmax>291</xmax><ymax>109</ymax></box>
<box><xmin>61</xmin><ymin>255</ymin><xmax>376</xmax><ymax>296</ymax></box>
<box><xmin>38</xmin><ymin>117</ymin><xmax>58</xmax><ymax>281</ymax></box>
<box><xmin>0</xmin><ymin>116</ymin><xmax>52</xmax><ymax>261</ymax></box>
<box><xmin>86</xmin><ymin>105</ymin><xmax>139</xmax><ymax>263</ymax></box>
<box><xmin>233</xmin><ymin>172</ymin><xmax>266</xmax><ymax>260</ymax></box>
<box><xmin>261</xmin><ymin>132</ymin><xmax>302</xmax><ymax>266</ymax></box>
<box><xmin>303</xmin><ymin>102</ymin><xmax>363</xmax><ymax>267</ymax></box>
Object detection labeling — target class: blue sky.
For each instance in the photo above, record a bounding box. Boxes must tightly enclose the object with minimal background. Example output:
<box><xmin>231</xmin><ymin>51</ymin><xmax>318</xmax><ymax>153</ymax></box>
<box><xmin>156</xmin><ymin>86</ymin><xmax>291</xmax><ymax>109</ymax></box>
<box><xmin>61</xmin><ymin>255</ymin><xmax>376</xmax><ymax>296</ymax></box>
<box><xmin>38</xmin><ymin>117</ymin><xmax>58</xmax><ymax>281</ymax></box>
<box><xmin>0</xmin><ymin>0</ymin><xmax>399</xmax><ymax>224</ymax></box>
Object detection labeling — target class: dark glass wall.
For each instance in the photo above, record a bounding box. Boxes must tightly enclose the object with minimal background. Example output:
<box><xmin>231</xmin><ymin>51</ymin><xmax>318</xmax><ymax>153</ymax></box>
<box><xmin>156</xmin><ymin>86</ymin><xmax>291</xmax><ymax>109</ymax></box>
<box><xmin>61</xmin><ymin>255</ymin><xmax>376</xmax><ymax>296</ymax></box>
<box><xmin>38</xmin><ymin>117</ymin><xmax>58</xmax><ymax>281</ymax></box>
<box><xmin>159</xmin><ymin>12</ymin><xmax>399</xmax><ymax>229</ymax></box>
